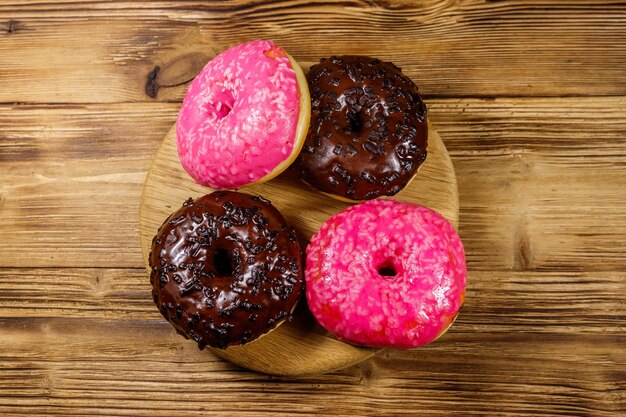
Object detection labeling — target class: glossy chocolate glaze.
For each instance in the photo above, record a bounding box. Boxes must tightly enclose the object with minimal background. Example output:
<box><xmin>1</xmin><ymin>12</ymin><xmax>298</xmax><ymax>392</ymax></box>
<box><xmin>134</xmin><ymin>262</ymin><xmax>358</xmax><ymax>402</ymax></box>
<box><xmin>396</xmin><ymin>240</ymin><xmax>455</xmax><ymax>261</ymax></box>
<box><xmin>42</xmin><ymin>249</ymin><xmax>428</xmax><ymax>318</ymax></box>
<box><xmin>295</xmin><ymin>56</ymin><xmax>428</xmax><ymax>200</ymax></box>
<box><xmin>149</xmin><ymin>191</ymin><xmax>303</xmax><ymax>349</ymax></box>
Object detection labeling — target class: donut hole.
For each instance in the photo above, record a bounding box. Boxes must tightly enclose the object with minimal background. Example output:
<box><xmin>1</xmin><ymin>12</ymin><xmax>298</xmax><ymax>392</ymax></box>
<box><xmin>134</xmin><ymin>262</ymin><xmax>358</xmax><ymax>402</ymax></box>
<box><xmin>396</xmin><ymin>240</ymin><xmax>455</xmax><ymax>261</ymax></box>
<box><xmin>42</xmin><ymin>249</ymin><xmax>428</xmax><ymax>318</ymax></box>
<box><xmin>377</xmin><ymin>258</ymin><xmax>398</xmax><ymax>278</ymax></box>
<box><xmin>347</xmin><ymin>109</ymin><xmax>363</xmax><ymax>132</ymax></box>
<box><xmin>209</xmin><ymin>87</ymin><xmax>235</xmax><ymax>119</ymax></box>
<box><xmin>218</xmin><ymin>101</ymin><xmax>233</xmax><ymax>118</ymax></box>
<box><xmin>213</xmin><ymin>248</ymin><xmax>234</xmax><ymax>276</ymax></box>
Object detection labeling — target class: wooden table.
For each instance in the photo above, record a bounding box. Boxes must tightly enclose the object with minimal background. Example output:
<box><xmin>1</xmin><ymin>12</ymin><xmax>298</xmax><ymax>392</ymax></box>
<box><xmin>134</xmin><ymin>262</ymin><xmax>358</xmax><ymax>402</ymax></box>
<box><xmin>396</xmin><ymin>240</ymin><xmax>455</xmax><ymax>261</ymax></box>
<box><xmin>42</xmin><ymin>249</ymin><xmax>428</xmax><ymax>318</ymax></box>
<box><xmin>1</xmin><ymin>1</ymin><xmax>624</xmax><ymax>416</ymax></box>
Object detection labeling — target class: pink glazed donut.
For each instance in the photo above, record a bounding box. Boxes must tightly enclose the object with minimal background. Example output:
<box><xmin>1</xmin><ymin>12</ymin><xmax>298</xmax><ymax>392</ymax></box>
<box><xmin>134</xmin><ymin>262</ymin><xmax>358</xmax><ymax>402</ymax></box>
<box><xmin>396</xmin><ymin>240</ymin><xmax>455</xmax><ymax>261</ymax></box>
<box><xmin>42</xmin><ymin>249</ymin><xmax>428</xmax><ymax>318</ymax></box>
<box><xmin>177</xmin><ymin>40</ymin><xmax>310</xmax><ymax>189</ymax></box>
<box><xmin>305</xmin><ymin>199</ymin><xmax>466</xmax><ymax>349</ymax></box>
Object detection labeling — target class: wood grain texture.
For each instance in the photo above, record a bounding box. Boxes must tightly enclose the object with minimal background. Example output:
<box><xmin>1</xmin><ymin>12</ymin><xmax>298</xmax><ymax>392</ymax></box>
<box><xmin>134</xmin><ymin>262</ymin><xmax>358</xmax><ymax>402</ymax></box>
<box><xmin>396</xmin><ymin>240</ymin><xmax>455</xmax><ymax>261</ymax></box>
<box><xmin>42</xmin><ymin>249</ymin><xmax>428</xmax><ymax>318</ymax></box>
<box><xmin>1</xmin><ymin>268</ymin><xmax>623</xmax><ymax>334</ymax></box>
<box><xmin>0</xmin><ymin>103</ymin><xmax>175</xmax><ymax>268</ymax></box>
<box><xmin>1</xmin><ymin>97</ymin><xmax>624</xmax><ymax>270</ymax></box>
<box><xmin>0</xmin><ymin>1</ymin><xmax>626</xmax><ymax>102</ymax></box>
<box><xmin>0</xmin><ymin>268</ymin><xmax>623</xmax><ymax>415</ymax></box>
<box><xmin>137</xmin><ymin>123</ymin><xmax>457</xmax><ymax>375</ymax></box>
<box><xmin>1</xmin><ymin>0</ymin><xmax>625</xmax><ymax>414</ymax></box>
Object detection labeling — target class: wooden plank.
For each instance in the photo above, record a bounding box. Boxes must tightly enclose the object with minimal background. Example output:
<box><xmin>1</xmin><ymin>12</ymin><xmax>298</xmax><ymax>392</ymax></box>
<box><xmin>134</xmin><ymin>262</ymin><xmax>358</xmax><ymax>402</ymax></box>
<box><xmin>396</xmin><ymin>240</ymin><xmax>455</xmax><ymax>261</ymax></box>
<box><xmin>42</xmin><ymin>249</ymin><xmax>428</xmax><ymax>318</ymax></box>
<box><xmin>0</xmin><ymin>335</ymin><xmax>623</xmax><ymax>417</ymax></box>
<box><xmin>1</xmin><ymin>98</ymin><xmax>625</xmax><ymax>270</ymax></box>
<box><xmin>430</xmin><ymin>98</ymin><xmax>626</xmax><ymax>271</ymax></box>
<box><xmin>0</xmin><ymin>103</ymin><xmax>177</xmax><ymax>268</ymax></box>
<box><xmin>0</xmin><ymin>1</ymin><xmax>625</xmax><ymax>102</ymax></box>
<box><xmin>1</xmin><ymin>268</ymin><xmax>624</xmax><ymax>335</ymax></box>
<box><xmin>0</xmin><ymin>304</ymin><xmax>623</xmax><ymax>415</ymax></box>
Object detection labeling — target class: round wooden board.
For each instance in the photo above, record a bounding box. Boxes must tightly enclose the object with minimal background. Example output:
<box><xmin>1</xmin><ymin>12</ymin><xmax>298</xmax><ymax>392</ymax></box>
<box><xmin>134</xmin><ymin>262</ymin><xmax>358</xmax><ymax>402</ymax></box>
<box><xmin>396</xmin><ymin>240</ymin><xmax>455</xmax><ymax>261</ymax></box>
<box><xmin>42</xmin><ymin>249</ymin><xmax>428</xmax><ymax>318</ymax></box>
<box><xmin>139</xmin><ymin>122</ymin><xmax>459</xmax><ymax>376</ymax></box>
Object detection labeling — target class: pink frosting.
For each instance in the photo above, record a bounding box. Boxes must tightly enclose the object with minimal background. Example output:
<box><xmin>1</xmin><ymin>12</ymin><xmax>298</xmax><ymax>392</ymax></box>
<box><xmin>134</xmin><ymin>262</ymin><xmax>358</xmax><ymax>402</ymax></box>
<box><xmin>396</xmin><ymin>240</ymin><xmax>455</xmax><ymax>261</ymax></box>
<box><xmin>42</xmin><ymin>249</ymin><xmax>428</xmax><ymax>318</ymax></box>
<box><xmin>177</xmin><ymin>40</ymin><xmax>301</xmax><ymax>189</ymax></box>
<box><xmin>306</xmin><ymin>199</ymin><xmax>466</xmax><ymax>349</ymax></box>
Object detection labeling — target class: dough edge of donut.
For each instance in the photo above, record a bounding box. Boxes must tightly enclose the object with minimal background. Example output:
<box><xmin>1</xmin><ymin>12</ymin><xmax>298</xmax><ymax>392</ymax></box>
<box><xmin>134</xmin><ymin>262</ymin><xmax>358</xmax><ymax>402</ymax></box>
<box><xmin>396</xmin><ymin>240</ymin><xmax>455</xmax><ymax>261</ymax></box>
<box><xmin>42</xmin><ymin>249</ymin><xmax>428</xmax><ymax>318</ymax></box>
<box><xmin>248</xmin><ymin>52</ymin><xmax>311</xmax><ymax>186</ymax></box>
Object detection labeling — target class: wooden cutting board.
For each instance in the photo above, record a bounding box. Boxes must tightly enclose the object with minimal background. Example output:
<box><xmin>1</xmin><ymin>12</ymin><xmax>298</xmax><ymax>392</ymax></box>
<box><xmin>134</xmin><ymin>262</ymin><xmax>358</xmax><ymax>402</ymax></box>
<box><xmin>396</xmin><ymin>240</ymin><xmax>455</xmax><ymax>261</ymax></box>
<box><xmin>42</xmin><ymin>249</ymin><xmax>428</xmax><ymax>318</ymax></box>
<box><xmin>139</xmin><ymin>122</ymin><xmax>458</xmax><ymax>375</ymax></box>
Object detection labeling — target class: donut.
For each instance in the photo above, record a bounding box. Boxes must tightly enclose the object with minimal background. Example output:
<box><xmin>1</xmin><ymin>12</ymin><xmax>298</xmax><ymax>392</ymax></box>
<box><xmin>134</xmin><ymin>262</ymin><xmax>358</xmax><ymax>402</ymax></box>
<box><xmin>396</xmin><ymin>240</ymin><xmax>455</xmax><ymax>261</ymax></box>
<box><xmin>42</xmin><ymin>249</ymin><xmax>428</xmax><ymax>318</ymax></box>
<box><xmin>305</xmin><ymin>199</ymin><xmax>466</xmax><ymax>349</ymax></box>
<box><xmin>294</xmin><ymin>56</ymin><xmax>428</xmax><ymax>201</ymax></box>
<box><xmin>149</xmin><ymin>191</ymin><xmax>304</xmax><ymax>349</ymax></box>
<box><xmin>177</xmin><ymin>40</ymin><xmax>310</xmax><ymax>189</ymax></box>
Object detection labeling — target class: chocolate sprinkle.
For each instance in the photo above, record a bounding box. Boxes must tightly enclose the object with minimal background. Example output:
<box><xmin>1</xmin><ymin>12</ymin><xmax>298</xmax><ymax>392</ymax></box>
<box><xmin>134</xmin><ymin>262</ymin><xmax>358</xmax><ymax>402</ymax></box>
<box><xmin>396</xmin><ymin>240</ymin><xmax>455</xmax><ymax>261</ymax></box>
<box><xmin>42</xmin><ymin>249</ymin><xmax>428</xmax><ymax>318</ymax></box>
<box><xmin>294</xmin><ymin>55</ymin><xmax>428</xmax><ymax>200</ymax></box>
<box><xmin>149</xmin><ymin>191</ymin><xmax>304</xmax><ymax>349</ymax></box>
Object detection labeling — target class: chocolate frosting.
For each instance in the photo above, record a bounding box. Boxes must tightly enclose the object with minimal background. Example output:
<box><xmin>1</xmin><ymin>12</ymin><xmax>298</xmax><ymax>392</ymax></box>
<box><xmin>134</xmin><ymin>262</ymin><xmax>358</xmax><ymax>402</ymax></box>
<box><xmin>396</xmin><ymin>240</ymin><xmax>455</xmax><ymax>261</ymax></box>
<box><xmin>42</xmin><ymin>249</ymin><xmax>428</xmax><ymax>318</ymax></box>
<box><xmin>149</xmin><ymin>191</ymin><xmax>303</xmax><ymax>349</ymax></box>
<box><xmin>295</xmin><ymin>55</ymin><xmax>428</xmax><ymax>200</ymax></box>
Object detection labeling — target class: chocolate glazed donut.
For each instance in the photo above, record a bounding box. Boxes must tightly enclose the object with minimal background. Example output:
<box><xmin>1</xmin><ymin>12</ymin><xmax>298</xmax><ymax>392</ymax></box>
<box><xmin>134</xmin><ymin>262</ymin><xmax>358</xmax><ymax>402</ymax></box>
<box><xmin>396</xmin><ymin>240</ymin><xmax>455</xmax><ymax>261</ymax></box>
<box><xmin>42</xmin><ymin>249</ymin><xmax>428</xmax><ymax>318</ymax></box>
<box><xmin>295</xmin><ymin>56</ymin><xmax>428</xmax><ymax>201</ymax></box>
<box><xmin>149</xmin><ymin>191</ymin><xmax>303</xmax><ymax>349</ymax></box>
